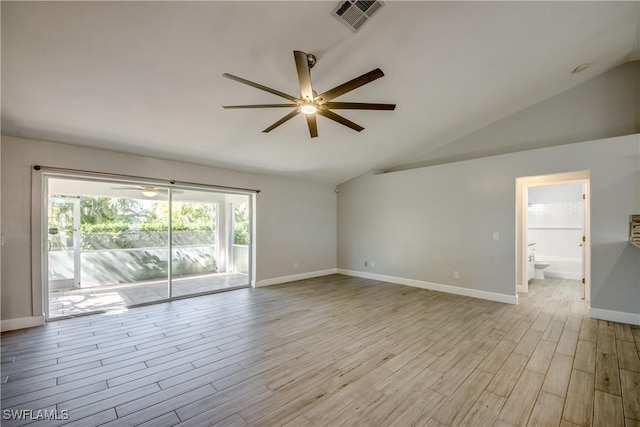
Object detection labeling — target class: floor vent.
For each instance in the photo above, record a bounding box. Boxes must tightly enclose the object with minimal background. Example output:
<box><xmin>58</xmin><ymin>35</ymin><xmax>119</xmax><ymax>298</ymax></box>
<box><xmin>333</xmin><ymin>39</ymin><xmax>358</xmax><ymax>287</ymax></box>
<box><xmin>332</xmin><ymin>0</ymin><xmax>385</xmax><ymax>33</ymax></box>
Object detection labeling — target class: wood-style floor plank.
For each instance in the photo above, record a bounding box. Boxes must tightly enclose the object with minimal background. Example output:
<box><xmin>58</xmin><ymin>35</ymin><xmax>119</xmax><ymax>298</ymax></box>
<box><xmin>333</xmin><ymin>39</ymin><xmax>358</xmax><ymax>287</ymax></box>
<box><xmin>486</xmin><ymin>352</ymin><xmax>529</xmax><ymax>397</ymax></box>
<box><xmin>459</xmin><ymin>390</ymin><xmax>505</xmax><ymax>426</ymax></box>
<box><xmin>574</xmin><ymin>339</ymin><xmax>597</xmax><ymax>374</ymax></box>
<box><xmin>1</xmin><ymin>275</ymin><xmax>638</xmax><ymax>426</ymax></box>
<box><xmin>496</xmin><ymin>369</ymin><xmax>545</xmax><ymax>426</ymax></box>
<box><xmin>620</xmin><ymin>369</ymin><xmax>640</xmax><ymax>421</ymax></box>
<box><xmin>527</xmin><ymin>391</ymin><xmax>564</xmax><ymax>427</ymax></box>
<box><xmin>593</xmin><ymin>390</ymin><xmax>624</xmax><ymax>427</ymax></box>
<box><xmin>542</xmin><ymin>353</ymin><xmax>574</xmax><ymax>398</ymax></box>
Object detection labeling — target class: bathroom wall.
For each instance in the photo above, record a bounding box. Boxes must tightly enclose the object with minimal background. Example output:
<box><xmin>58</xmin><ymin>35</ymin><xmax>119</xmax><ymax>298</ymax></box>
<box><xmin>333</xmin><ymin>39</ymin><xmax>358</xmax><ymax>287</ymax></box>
<box><xmin>527</xmin><ymin>183</ymin><xmax>583</xmax><ymax>279</ymax></box>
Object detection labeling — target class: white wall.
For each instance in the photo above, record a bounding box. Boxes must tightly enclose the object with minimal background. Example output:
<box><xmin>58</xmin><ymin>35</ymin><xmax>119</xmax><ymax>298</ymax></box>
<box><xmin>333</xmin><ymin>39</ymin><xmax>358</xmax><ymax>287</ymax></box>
<box><xmin>1</xmin><ymin>136</ymin><xmax>337</xmax><ymax>326</ymax></box>
<box><xmin>337</xmin><ymin>134</ymin><xmax>640</xmax><ymax>320</ymax></box>
<box><xmin>528</xmin><ymin>183</ymin><xmax>583</xmax><ymax>204</ymax></box>
<box><xmin>528</xmin><ymin>184</ymin><xmax>583</xmax><ymax>279</ymax></box>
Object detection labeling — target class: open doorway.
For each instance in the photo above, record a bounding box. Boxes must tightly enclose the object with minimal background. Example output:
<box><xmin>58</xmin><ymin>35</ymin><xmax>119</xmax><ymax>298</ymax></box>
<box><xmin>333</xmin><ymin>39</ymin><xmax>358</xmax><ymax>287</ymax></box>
<box><xmin>516</xmin><ymin>171</ymin><xmax>591</xmax><ymax>304</ymax></box>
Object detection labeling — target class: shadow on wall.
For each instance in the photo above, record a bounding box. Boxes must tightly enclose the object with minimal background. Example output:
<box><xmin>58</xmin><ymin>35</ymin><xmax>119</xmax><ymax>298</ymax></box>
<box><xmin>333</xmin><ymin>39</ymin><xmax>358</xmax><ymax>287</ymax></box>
<box><xmin>592</xmin><ymin>242</ymin><xmax>640</xmax><ymax>314</ymax></box>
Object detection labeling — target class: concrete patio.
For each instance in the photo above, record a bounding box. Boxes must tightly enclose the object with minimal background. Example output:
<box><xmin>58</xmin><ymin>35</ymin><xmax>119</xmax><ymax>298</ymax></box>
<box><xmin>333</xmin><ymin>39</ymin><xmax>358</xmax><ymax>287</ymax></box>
<box><xmin>48</xmin><ymin>272</ymin><xmax>249</xmax><ymax>318</ymax></box>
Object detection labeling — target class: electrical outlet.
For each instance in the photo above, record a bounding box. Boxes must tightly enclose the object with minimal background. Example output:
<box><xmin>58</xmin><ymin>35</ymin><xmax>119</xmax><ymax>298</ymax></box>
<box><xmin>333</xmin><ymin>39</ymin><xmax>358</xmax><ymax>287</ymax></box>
<box><xmin>364</xmin><ymin>261</ymin><xmax>369</xmax><ymax>267</ymax></box>
<box><xmin>293</xmin><ymin>262</ymin><xmax>298</xmax><ymax>269</ymax></box>
<box><xmin>493</xmin><ymin>232</ymin><xmax>500</xmax><ymax>241</ymax></box>
<box><xmin>370</xmin><ymin>261</ymin><xmax>375</xmax><ymax>267</ymax></box>
<box><xmin>453</xmin><ymin>271</ymin><xmax>459</xmax><ymax>279</ymax></box>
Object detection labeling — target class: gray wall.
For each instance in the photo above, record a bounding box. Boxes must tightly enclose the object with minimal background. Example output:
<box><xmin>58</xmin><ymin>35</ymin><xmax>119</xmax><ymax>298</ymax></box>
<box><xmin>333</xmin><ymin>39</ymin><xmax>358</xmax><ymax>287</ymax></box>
<box><xmin>337</xmin><ymin>134</ymin><xmax>640</xmax><ymax>315</ymax></box>
<box><xmin>1</xmin><ymin>136</ymin><xmax>337</xmax><ymax>322</ymax></box>
<box><xmin>391</xmin><ymin>61</ymin><xmax>640</xmax><ymax>171</ymax></box>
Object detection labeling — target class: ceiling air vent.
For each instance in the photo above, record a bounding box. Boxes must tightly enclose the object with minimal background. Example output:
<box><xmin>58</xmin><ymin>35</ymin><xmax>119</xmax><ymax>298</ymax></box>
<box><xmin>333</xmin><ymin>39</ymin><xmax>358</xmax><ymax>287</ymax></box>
<box><xmin>332</xmin><ymin>0</ymin><xmax>385</xmax><ymax>33</ymax></box>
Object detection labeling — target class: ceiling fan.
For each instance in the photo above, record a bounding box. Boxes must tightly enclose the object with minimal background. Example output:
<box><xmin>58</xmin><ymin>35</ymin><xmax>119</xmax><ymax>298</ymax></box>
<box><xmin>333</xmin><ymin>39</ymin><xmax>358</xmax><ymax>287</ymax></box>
<box><xmin>112</xmin><ymin>186</ymin><xmax>183</xmax><ymax>198</ymax></box>
<box><xmin>222</xmin><ymin>51</ymin><xmax>396</xmax><ymax>138</ymax></box>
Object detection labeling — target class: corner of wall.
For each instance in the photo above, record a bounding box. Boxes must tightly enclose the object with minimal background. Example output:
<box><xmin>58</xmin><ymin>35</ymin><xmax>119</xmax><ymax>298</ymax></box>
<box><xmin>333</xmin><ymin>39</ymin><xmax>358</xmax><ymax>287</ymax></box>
<box><xmin>255</xmin><ymin>268</ymin><xmax>338</xmax><ymax>288</ymax></box>
<box><xmin>636</xmin><ymin>67</ymin><xmax>640</xmax><ymax>133</ymax></box>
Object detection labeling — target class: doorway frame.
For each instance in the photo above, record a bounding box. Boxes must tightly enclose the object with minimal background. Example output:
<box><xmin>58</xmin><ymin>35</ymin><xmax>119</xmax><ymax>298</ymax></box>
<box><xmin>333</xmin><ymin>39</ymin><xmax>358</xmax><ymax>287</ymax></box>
<box><xmin>34</xmin><ymin>169</ymin><xmax>257</xmax><ymax>320</ymax></box>
<box><xmin>515</xmin><ymin>170</ymin><xmax>591</xmax><ymax>302</ymax></box>
<box><xmin>46</xmin><ymin>195</ymin><xmax>81</xmax><ymax>291</ymax></box>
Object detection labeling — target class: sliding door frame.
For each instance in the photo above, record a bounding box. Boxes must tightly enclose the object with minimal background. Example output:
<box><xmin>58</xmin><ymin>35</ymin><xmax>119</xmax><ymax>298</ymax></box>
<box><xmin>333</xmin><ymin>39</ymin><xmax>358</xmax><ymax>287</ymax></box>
<box><xmin>33</xmin><ymin>168</ymin><xmax>256</xmax><ymax>321</ymax></box>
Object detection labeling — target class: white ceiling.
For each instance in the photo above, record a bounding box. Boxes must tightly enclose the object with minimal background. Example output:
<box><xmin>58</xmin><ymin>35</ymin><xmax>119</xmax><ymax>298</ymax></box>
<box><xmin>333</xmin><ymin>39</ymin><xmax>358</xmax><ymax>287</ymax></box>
<box><xmin>2</xmin><ymin>1</ymin><xmax>639</xmax><ymax>185</ymax></box>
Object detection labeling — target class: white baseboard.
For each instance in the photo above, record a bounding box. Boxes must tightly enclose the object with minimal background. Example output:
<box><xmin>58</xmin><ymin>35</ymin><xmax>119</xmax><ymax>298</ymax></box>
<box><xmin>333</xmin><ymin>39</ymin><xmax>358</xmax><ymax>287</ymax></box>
<box><xmin>1</xmin><ymin>315</ymin><xmax>45</xmax><ymax>332</ymax></box>
<box><xmin>545</xmin><ymin>271</ymin><xmax>582</xmax><ymax>281</ymax></box>
<box><xmin>589</xmin><ymin>308</ymin><xmax>640</xmax><ymax>326</ymax></box>
<box><xmin>517</xmin><ymin>284</ymin><xmax>526</xmax><ymax>293</ymax></box>
<box><xmin>337</xmin><ymin>269</ymin><xmax>517</xmax><ymax>305</ymax></box>
<box><xmin>256</xmin><ymin>268</ymin><xmax>338</xmax><ymax>288</ymax></box>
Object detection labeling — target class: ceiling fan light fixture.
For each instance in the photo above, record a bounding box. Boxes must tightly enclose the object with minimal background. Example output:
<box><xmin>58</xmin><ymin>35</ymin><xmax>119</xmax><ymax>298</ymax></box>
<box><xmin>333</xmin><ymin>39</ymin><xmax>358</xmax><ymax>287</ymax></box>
<box><xmin>141</xmin><ymin>188</ymin><xmax>158</xmax><ymax>197</ymax></box>
<box><xmin>300</xmin><ymin>102</ymin><xmax>317</xmax><ymax>115</ymax></box>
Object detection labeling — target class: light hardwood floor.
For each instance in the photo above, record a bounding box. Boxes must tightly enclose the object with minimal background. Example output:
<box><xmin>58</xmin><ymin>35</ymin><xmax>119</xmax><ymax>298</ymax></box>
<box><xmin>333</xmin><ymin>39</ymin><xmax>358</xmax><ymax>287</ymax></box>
<box><xmin>1</xmin><ymin>275</ymin><xmax>639</xmax><ymax>426</ymax></box>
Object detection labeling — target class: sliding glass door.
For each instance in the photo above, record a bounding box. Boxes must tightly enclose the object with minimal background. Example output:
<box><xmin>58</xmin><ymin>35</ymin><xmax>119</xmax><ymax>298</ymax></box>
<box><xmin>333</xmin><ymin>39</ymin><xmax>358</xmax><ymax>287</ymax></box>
<box><xmin>47</xmin><ymin>196</ymin><xmax>80</xmax><ymax>291</ymax></box>
<box><xmin>229</xmin><ymin>200</ymin><xmax>250</xmax><ymax>276</ymax></box>
<box><xmin>170</xmin><ymin>189</ymin><xmax>219</xmax><ymax>298</ymax></box>
<box><xmin>45</xmin><ymin>175</ymin><xmax>252</xmax><ymax>319</ymax></box>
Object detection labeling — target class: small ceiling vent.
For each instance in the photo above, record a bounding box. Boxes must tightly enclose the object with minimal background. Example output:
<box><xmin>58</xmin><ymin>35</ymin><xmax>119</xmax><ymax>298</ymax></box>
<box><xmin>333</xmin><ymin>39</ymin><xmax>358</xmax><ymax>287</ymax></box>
<box><xmin>332</xmin><ymin>0</ymin><xmax>385</xmax><ymax>33</ymax></box>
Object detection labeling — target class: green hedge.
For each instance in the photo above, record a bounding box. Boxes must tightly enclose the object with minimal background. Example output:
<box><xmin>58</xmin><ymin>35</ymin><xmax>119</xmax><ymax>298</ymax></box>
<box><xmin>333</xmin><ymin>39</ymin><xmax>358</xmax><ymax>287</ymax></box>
<box><xmin>81</xmin><ymin>221</ymin><xmax>213</xmax><ymax>233</ymax></box>
<box><xmin>81</xmin><ymin>230</ymin><xmax>216</xmax><ymax>250</ymax></box>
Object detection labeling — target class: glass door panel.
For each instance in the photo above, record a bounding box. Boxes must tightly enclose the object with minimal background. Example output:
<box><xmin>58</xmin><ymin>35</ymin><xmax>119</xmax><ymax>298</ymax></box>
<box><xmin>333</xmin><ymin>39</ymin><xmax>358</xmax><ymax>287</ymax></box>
<box><xmin>47</xmin><ymin>177</ymin><xmax>170</xmax><ymax>318</ymax></box>
<box><xmin>170</xmin><ymin>189</ymin><xmax>251</xmax><ymax>297</ymax></box>
<box><xmin>230</xmin><ymin>201</ymin><xmax>250</xmax><ymax>276</ymax></box>
<box><xmin>48</xmin><ymin>196</ymin><xmax>80</xmax><ymax>292</ymax></box>
<box><xmin>171</xmin><ymin>189</ymin><xmax>219</xmax><ymax>297</ymax></box>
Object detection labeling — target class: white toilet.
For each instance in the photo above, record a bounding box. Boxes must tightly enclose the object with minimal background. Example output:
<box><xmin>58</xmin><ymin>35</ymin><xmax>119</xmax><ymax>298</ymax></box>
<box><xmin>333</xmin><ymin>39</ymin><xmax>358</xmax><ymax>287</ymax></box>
<box><xmin>534</xmin><ymin>262</ymin><xmax>551</xmax><ymax>280</ymax></box>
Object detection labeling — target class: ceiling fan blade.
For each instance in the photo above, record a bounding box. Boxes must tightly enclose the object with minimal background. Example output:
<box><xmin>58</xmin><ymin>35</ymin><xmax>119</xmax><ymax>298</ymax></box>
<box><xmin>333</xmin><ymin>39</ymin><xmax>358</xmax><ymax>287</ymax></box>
<box><xmin>306</xmin><ymin>114</ymin><xmax>318</xmax><ymax>138</ymax></box>
<box><xmin>223</xmin><ymin>104</ymin><xmax>298</xmax><ymax>109</ymax></box>
<box><xmin>111</xmin><ymin>186</ymin><xmax>181</xmax><ymax>194</ymax></box>
<box><xmin>222</xmin><ymin>73</ymin><xmax>298</xmax><ymax>102</ymax></box>
<box><xmin>315</xmin><ymin>68</ymin><xmax>385</xmax><ymax>102</ymax></box>
<box><xmin>294</xmin><ymin>51</ymin><xmax>314</xmax><ymax>101</ymax></box>
<box><xmin>324</xmin><ymin>102</ymin><xmax>396</xmax><ymax>110</ymax></box>
<box><xmin>317</xmin><ymin>109</ymin><xmax>364</xmax><ymax>132</ymax></box>
<box><xmin>263</xmin><ymin>110</ymin><xmax>300</xmax><ymax>133</ymax></box>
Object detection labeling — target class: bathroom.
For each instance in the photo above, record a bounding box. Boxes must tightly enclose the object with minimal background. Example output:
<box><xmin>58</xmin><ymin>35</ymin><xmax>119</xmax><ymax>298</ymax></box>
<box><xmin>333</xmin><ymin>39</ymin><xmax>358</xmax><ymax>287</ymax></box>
<box><xmin>527</xmin><ymin>183</ymin><xmax>584</xmax><ymax>283</ymax></box>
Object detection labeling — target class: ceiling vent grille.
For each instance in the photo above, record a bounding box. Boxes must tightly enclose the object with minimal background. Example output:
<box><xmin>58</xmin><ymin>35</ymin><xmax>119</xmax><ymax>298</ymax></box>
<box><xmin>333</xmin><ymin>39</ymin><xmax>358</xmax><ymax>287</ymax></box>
<box><xmin>332</xmin><ymin>0</ymin><xmax>385</xmax><ymax>32</ymax></box>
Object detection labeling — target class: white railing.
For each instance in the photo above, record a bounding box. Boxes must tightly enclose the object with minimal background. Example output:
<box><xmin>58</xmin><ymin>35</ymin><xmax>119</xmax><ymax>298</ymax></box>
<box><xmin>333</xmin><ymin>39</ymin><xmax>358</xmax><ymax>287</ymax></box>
<box><xmin>49</xmin><ymin>245</ymin><xmax>218</xmax><ymax>288</ymax></box>
<box><xmin>232</xmin><ymin>245</ymin><xmax>249</xmax><ymax>274</ymax></box>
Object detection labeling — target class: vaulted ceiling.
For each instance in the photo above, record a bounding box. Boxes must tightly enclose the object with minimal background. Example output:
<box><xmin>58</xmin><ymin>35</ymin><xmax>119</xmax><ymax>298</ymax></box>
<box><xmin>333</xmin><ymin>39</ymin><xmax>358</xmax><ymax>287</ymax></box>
<box><xmin>2</xmin><ymin>1</ymin><xmax>639</xmax><ymax>184</ymax></box>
